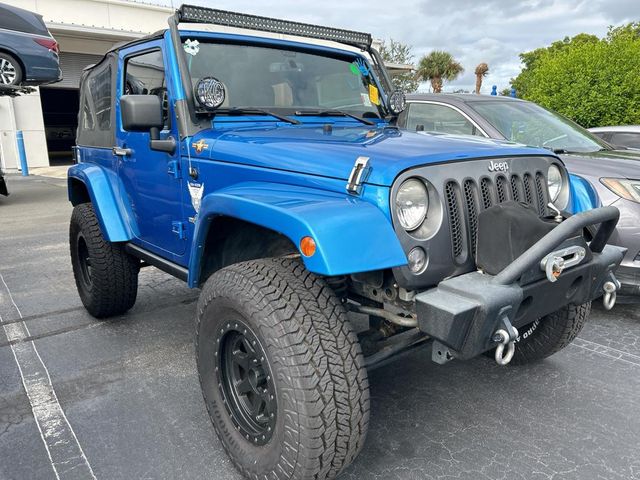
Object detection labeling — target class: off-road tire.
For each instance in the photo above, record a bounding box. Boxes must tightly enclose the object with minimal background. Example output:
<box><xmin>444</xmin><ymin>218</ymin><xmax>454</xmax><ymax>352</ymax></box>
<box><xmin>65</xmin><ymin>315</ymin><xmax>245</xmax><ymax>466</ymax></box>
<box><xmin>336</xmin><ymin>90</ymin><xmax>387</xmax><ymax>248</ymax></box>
<box><xmin>511</xmin><ymin>302</ymin><xmax>591</xmax><ymax>365</ymax></box>
<box><xmin>196</xmin><ymin>258</ymin><xmax>370</xmax><ymax>480</ymax></box>
<box><xmin>69</xmin><ymin>203</ymin><xmax>138</xmax><ymax>318</ymax></box>
<box><xmin>0</xmin><ymin>53</ymin><xmax>22</xmax><ymax>86</ymax></box>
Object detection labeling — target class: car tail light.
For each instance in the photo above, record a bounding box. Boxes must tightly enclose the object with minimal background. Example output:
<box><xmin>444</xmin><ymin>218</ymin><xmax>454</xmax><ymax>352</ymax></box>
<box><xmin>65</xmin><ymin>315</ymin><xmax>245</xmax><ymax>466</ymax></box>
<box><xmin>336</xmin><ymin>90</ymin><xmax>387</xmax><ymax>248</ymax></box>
<box><xmin>34</xmin><ymin>38</ymin><xmax>59</xmax><ymax>54</ymax></box>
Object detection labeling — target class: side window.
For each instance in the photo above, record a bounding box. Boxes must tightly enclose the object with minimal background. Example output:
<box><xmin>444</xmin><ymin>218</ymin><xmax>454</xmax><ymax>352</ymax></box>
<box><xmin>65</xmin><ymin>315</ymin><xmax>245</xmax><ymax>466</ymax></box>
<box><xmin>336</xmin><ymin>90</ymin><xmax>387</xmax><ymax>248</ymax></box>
<box><xmin>88</xmin><ymin>64</ymin><xmax>112</xmax><ymax>131</ymax></box>
<box><xmin>407</xmin><ymin>103</ymin><xmax>482</xmax><ymax>136</ymax></box>
<box><xmin>124</xmin><ymin>50</ymin><xmax>168</xmax><ymax>127</ymax></box>
<box><xmin>610</xmin><ymin>132</ymin><xmax>640</xmax><ymax>149</ymax></box>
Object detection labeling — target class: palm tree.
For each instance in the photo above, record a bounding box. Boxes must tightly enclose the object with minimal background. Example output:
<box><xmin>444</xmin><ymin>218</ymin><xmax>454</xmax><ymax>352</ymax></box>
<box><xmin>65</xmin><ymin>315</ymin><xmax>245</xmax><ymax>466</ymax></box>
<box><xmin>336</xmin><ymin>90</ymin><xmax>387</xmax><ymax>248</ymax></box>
<box><xmin>474</xmin><ymin>62</ymin><xmax>489</xmax><ymax>94</ymax></box>
<box><xmin>415</xmin><ymin>50</ymin><xmax>464</xmax><ymax>93</ymax></box>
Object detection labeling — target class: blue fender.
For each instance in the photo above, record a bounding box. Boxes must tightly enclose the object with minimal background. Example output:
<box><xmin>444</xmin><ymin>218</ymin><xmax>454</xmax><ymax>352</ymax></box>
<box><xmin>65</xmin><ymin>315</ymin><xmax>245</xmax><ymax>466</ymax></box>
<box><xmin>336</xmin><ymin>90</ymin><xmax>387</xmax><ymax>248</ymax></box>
<box><xmin>188</xmin><ymin>182</ymin><xmax>407</xmax><ymax>287</ymax></box>
<box><xmin>68</xmin><ymin>163</ymin><xmax>136</xmax><ymax>242</ymax></box>
<box><xmin>569</xmin><ymin>174</ymin><xmax>600</xmax><ymax>213</ymax></box>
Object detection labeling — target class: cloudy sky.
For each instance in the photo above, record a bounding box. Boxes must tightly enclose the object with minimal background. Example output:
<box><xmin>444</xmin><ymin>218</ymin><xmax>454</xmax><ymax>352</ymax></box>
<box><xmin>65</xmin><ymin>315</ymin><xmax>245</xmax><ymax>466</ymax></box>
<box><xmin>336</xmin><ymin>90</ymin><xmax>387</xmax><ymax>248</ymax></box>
<box><xmin>154</xmin><ymin>0</ymin><xmax>637</xmax><ymax>93</ymax></box>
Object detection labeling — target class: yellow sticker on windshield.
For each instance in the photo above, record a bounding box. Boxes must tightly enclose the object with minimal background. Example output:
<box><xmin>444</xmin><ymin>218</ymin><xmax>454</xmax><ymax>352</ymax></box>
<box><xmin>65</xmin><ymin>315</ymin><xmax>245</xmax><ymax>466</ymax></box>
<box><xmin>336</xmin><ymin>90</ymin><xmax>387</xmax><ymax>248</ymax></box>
<box><xmin>369</xmin><ymin>84</ymin><xmax>380</xmax><ymax>105</ymax></box>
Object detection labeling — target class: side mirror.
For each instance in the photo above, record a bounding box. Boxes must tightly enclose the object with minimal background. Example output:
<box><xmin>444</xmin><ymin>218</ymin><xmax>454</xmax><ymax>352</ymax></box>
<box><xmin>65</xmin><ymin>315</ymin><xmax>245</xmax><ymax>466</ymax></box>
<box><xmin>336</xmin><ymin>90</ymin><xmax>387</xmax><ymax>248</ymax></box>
<box><xmin>120</xmin><ymin>94</ymin><xmax>163</xmax><ymax>131</ymax></box>
<box><xmin>120</xmin><ymin>94</ymin><xmax>175</xmax><ymax>154</ymax></box>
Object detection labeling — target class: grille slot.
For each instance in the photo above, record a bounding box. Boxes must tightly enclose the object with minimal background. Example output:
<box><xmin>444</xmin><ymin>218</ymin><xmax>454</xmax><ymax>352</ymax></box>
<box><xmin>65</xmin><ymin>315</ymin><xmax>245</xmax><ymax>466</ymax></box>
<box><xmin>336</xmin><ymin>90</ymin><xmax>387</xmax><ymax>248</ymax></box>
<box><xmin>496</xmin><ymin>175</ymin><xmax>509</xmax><ymax>203</ymax></box>
<box><xmin>523</xmin><ymin>173</ymin><xmax>534</xmax><ymax>205</ymax></box>
<box><xmin>463</xmin><ymin>179</ymin><xmax>479</xmax><ymax>256</ymax></box>
<box><xmin>480</xmin><ymin>177</ymin><xmax>493</xmax><ymax>209</ymax></box>
<box><xmin>444</xmin><ymin>171</ymin><xmax>548</xmax><ymax>262</ymax></box>
<box><xmin>445</xmin><ymin>181</ymin><xmax>464</xmax><ymax>259</ymax></box>
<box><xmin>535</xmin><ymin>172</ymin><xmax>547</xmax><ymax>215</ymax></box>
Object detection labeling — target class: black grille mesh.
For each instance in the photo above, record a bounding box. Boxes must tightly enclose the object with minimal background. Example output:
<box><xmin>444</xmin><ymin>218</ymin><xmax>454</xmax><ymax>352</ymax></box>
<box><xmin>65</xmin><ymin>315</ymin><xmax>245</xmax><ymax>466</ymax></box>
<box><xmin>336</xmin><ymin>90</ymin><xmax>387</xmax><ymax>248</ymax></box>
<box><xmin>445</xmin><ymin>181</ymin><xmax>464</xmax><ymax>259</ymax></box>
<box><xmin>444</xmin><ymin>171</ymin><xmax>547</xmax><ymax>261</ymax></box>
<box><xmin>463</xmin><ymin>180</ymin><xmax>479</xmax><ymax>256</ymax></box>
<box><xmin>496</xmin><ymin>175</ymin><xmax>509</xmax><ymax>203</ymax></box>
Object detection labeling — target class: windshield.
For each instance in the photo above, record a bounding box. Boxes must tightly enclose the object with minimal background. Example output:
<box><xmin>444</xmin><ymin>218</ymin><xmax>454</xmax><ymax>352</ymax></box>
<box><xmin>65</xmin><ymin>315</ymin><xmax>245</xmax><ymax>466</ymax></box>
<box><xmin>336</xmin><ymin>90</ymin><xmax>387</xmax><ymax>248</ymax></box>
<box><xmin>183</xmin><ymin>39</ymin><xmax>384</xmax><ymax>118</ymax></box>
<box><xmin>468</xmin><ymin>100</ymin><xmax>608</xmax><ymax>153</ymax></box>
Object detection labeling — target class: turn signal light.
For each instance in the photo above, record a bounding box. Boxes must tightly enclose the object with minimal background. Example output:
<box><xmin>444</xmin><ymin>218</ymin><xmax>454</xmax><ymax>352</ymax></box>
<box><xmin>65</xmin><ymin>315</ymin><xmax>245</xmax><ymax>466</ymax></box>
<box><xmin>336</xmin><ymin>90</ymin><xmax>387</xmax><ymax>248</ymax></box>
<box><xmin>300</xmin><ymin>236</ymin><xmax>316</xmax><ymax>257</ymax></box>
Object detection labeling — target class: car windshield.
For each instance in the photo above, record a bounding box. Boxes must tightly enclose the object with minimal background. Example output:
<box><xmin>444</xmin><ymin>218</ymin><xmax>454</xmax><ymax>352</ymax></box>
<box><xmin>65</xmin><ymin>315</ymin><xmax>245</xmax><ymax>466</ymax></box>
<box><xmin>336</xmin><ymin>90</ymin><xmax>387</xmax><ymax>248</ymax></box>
<box><xmin>468</xmin><ymin>100</ymin><xmax>608</xmax><ymax>153</ymax></box>
<box><xmin>183</xmin><ymin>40</ymin><xmax>384</xmax><ymax>118</ymax></box>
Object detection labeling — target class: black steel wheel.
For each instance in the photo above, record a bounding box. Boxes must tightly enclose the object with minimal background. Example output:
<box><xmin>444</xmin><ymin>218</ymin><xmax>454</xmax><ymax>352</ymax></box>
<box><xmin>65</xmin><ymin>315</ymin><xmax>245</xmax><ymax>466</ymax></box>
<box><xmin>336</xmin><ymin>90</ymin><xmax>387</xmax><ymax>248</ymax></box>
<box><xmin>196</xmin><ymin>258</ymin><xmax>369</xmax><ymax>480</ymax></box>
<box><xmin>216</xmin><ymin>319</ymin><xmax>277</xmax><ymax>446</ymax></box>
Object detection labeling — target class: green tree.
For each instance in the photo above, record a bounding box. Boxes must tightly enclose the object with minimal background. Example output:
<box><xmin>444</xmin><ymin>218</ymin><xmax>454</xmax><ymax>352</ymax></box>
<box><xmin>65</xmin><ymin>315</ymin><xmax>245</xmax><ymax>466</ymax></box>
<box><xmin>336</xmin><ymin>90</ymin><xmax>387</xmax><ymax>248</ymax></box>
<box><xmin>510</xmin><ymin>23</ymin><xmax>640</xmax><ymax>127</ymax></box>
<box><xmin>415</xmin><ymin>50</ymin><xmax>464</xmax><ymax>93</ymax></box>
<box><xmin>378</xmin><ymin>39</ymin><xmax>419</xmax><ymax>93</ymax></box>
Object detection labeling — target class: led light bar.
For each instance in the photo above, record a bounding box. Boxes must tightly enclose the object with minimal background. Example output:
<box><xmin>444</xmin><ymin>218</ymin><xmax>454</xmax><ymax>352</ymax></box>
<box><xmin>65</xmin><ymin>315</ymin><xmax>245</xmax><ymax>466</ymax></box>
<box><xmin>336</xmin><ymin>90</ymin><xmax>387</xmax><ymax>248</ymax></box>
<box><xmin>177</xmin><ymin>4</ymin><xmax>372</xmax><ymax>49</ymax></box>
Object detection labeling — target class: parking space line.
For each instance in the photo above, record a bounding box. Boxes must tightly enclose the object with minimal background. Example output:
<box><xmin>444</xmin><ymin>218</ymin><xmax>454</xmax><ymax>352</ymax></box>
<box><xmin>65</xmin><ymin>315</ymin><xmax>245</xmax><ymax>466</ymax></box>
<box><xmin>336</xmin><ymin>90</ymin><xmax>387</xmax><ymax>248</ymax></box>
<box><xmin>572</xmin><ymin>337</ymin><xmax>640</xmax><ymax>367</ymax></box>
<box><xmin>0</xmin><ymin>273</ymin><xmax>97</xmax><ymax>480</ymax></box>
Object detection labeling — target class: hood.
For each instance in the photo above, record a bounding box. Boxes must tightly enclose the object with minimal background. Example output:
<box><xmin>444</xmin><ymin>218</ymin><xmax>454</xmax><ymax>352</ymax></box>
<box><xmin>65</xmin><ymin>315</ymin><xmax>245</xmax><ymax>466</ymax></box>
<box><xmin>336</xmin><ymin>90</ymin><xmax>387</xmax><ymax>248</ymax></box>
<box><xmin>560</xmin><ymin>149</ymin><xmax>640</xmax><ymax>180</ymax></box>
<box><xmin>188</xmin><ymin>123</ymin><xmax>554</xmax><ymax>186</ymax></box>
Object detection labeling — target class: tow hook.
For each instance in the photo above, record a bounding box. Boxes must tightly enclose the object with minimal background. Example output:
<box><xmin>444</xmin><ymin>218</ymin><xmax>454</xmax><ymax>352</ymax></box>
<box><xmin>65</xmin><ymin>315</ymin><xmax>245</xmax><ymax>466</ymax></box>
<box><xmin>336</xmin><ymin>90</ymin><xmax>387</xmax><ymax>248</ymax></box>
<box><xmin>493</xmin><ymin>315</ymin><xmax>519</xmax><ymax>366</ymax></box>
<box><xmin>602</xmin><ymin>278</ymin><xmax>619</xmax><ymax>311</ymax></box>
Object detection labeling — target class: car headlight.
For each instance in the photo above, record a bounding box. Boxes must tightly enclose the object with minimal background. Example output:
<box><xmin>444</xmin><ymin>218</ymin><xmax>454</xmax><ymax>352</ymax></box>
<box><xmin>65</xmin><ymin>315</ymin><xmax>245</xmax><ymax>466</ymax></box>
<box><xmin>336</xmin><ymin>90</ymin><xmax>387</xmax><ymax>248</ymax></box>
<box><xmin>396</xmin><ymin>178</ymin><xmax>428</xmax><ymax>231</ymax></box>
<box><xmin>547</xmin><ymin>164</ymin><xmax>564</xmax><ymax>203</ymax></box>
<box><xmin>600</xmin><ymin>178</ymin><xmax>640</xmax><ymax>203</ymax></box>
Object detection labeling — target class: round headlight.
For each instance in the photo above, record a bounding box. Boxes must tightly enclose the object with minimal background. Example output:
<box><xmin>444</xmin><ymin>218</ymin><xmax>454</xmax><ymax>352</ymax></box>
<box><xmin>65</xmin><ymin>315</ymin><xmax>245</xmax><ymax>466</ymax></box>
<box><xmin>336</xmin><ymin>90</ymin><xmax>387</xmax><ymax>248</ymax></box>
<box><xmin>195</xmin><ymin>77</ymin><xmax>225</xmax><ymax>109</ymax></box>
<box><xmin>547</xmin><ymin>164</ymin><xmax>564</xmax><ymax>203</ymax></box>
<box><xmin>396</xmin><ymin>178</ymin><xmax>428</xmax><ymax>231</ymax></box>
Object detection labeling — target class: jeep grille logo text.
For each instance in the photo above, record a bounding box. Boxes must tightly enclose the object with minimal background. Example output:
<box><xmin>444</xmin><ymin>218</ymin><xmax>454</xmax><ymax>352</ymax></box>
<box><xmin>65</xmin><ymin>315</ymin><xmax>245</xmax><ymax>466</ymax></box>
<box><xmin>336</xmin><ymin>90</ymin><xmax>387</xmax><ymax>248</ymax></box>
<box><xmin>488</xmin><ymin>160</ymin><xmax>509</xmax><ymax>172</ymax></box>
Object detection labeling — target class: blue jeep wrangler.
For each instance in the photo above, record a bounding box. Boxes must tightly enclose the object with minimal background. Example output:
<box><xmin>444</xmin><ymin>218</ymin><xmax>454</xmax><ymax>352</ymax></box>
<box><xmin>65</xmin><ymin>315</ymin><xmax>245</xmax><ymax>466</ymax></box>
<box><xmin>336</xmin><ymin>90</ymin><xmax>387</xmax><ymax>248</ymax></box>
<box><xmin>68</xmin><ymin>5</ymin><xmax>625</xmax><ymax>479</ymax></box>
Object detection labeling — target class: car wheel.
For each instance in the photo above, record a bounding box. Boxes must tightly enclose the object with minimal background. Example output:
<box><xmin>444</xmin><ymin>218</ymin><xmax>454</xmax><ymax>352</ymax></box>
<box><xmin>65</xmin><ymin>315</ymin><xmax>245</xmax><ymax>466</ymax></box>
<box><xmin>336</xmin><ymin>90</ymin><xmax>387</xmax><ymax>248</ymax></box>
<box><xmin>510</xmin><ymin>302</ymin><xmax>591</xmax><ymax>365</ymax></box>
<box><xmin>196</xmin><ymin>257</ymin><xmax>370</xmax><ymax>480</ymax></box>
<box><xmin>0</xmin><ymin>53</ymin><xmax>22</xmax><ymax>86</ymax></box>
<box><xmin>69</xmin><ymin>203</ymin><xmax>139</xmax><ymax>318</ymax></box>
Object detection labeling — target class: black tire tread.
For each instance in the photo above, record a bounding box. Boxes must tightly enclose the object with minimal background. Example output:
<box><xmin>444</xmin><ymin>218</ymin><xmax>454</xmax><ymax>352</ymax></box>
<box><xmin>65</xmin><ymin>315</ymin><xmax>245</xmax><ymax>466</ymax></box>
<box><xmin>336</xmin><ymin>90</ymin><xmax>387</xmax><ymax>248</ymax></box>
<box><xmin>511</xmin><ymin>302</ymin><xmax>591</xmax><ymax>365</ymax></box>
<box><xmin>196</xmin><ymin>257</ymin><xmax>369</xmax><ymax>480</ymax></box>
<box><xmin>69</xmin><ymin>203</ymin><xmax>138</xmax><ymax>318</ymax></box>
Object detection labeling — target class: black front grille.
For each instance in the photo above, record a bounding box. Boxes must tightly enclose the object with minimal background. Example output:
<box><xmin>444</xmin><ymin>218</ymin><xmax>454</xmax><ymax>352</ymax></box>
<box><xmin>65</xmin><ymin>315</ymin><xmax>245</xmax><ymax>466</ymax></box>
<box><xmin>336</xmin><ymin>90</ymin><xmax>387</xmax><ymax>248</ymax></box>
<box><xmin>445</xmin><ymin>171</ymin><xmax>548</xmax><ymax>262</ymax></box>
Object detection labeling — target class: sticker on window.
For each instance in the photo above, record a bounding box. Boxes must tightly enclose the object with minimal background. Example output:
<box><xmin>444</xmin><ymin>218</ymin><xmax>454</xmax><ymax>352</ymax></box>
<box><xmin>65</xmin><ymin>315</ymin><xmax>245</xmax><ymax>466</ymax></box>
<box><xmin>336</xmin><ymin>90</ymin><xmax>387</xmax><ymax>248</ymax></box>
<box><xmin>368</xmin><ymin>84</ymin><xmax>380</xmax><ymax>105</ymax></box>
<box><xmin>361</xmin><ymin>92</ymin><xmax>372</xmax><ymax>107</ymax></box>
<box><xmin>184</xmin><ymin>39</ymin><xmax>200</xmax><ymax>56</ymax></box>
<box><xmin>355</xmin><ymin>58</ymin><xmax>370</xmax><ymax>77</ymax></box>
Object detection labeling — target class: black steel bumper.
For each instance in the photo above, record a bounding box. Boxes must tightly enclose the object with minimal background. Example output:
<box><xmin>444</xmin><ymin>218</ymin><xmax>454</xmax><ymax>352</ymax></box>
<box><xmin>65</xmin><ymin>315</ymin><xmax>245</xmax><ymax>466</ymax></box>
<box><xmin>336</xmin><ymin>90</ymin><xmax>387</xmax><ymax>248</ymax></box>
<box><xmin>415</xmin><ymin>206</ymin><xmax>626</xmax><ymax>360</ymax></box>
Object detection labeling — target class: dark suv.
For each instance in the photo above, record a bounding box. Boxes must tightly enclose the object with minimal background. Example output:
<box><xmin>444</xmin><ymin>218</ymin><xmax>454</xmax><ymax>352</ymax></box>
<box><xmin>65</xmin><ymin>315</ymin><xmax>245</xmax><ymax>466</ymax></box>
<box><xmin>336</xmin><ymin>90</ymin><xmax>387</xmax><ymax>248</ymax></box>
<box><xmin>0</xmin><ymin>3</ymin><xmax>61</xmax><ymax>86</ymax></box>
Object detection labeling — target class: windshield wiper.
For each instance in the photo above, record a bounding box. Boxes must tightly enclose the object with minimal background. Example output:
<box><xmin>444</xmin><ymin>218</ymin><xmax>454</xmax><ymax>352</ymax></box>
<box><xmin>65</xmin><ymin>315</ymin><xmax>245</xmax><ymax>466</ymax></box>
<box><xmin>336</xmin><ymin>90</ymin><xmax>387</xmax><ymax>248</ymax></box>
<box><xmin>214</xmin><ymin>107</ymin><xmax>300</xmax><ymax>125</ymax></box>
<box><xmin>294</xmin><ymin>109</ymin><xmax>376</xmax><ymax>126</ymax></box>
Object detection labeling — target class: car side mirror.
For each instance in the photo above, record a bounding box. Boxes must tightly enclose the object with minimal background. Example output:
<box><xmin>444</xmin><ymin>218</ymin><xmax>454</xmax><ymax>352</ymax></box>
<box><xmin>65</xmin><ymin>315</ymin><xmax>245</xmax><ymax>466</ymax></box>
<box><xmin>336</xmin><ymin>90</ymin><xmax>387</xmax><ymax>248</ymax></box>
<box><xmin>121</xmin><ymin>94</ymin><xmax>163</xmax><ymax>131</ymax></box>
<box><xmin>120</xmin><ymin>95</ymin><xmax>175</xmax><ymax>154</ymax></box>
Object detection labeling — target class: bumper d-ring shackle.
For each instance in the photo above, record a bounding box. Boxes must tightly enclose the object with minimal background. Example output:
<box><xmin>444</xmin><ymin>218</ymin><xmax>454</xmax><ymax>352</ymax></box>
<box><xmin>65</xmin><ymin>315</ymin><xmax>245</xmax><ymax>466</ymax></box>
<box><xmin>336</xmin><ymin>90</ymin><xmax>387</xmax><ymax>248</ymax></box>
<box><xmin>493</xmin><ymin>326</ymin><xmax>519</xmax><ymax>366</ymax></box>
<box><xmin>602</xmin><ymin>281</ymin><xmax>617</xmax><ymax>311</ymax></box>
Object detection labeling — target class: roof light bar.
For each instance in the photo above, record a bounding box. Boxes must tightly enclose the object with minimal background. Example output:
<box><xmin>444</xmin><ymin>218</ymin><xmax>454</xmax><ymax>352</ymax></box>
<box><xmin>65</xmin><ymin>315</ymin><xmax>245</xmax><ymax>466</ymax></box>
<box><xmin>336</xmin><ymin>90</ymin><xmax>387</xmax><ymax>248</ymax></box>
<box><xmin>177</xmin><ymin>4</ymin><xmax>372</xmax><ymax>49</ymax></box>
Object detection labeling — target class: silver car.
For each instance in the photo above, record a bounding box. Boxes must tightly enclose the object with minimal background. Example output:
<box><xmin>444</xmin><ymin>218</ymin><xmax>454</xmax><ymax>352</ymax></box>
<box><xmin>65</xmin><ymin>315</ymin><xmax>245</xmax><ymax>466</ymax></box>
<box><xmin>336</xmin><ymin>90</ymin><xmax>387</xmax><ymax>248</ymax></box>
<box><xmin>589</xmin><ymin>126</ymin><xmax>640</xmax><ymax>151</ymax></box>
<box><xmin>398</xmin><ymin>94</ymin><xmax>640</xmax><ymax>296</ymax></box>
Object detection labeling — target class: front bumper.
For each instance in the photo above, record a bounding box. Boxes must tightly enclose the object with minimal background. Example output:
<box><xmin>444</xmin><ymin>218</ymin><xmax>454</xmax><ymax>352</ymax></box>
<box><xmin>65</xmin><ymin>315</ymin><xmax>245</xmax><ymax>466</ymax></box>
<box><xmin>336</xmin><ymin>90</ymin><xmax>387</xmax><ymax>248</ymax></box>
<box><xmin>414</xmin><ymin>206</ymin><xmax>625</xmax><ymax>360</ymax></box>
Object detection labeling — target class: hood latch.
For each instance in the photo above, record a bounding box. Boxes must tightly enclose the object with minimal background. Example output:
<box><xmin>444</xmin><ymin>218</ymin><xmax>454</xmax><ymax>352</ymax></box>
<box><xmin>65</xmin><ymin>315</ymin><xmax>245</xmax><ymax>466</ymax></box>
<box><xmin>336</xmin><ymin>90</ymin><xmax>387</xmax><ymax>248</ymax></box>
<box><xmin>346</xmin><ymin>156</ymin><xmax>371</xmax><ymax>195</ymax></box>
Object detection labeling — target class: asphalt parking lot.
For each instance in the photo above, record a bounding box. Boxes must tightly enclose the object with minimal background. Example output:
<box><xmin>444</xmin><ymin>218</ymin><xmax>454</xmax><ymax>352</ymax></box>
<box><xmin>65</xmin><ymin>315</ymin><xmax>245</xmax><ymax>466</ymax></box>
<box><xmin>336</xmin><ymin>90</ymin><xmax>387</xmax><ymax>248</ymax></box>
<box><xmin>1</xmin><ymin>172</ymin><xmax>639</xmax><ymax>480</ymax></box>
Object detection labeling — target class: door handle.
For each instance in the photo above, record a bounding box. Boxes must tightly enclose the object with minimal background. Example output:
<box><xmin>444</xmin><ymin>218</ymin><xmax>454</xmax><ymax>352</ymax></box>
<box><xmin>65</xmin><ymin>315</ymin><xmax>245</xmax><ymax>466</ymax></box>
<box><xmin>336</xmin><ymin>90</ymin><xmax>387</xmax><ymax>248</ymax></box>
<box><xmin>113</xmin><ymin>147</ymin><xmax>132</xmax><ymax>157</ymax></box>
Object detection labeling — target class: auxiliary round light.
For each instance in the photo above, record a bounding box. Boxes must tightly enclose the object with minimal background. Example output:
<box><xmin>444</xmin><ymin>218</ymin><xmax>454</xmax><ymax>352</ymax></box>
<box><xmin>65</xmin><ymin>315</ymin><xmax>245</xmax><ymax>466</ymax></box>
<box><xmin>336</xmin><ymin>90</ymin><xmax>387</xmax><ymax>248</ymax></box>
<box><xmin>388</xmin><ymin>90</ymin><xmax>406</xmax><ymax>115</ymax></box>
<box><xmin>407</xmin><ymin>247</ymin><xmax>427</xmax><ymax>274</ymax></box>
<box><xmin>195</xmin><ymin>77</ymin><xmax>226</xmax><ymax>109</ymax></box>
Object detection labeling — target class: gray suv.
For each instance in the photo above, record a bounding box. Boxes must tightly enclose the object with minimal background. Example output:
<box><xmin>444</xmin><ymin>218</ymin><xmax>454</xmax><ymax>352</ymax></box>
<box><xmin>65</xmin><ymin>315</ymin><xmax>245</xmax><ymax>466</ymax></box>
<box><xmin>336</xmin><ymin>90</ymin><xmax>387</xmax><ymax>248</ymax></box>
<box><xmin>0</xmin><ymin>3</ymin><xmax>61</xmax><ymax>85</ymax></box>
<box><xmin>398</xmin><ymin>94</ymin><xmax>640</xmax><ymax>296</ymax></box>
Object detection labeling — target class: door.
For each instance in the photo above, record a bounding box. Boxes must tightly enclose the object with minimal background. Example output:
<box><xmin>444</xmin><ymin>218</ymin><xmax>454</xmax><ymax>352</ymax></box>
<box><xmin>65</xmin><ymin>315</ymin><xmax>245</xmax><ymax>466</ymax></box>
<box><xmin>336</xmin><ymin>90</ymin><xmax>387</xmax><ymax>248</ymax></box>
<box><xmin>116</xmin><ymin>42</ymin><xmax>186</xmax><ymax>257</ymax></box>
